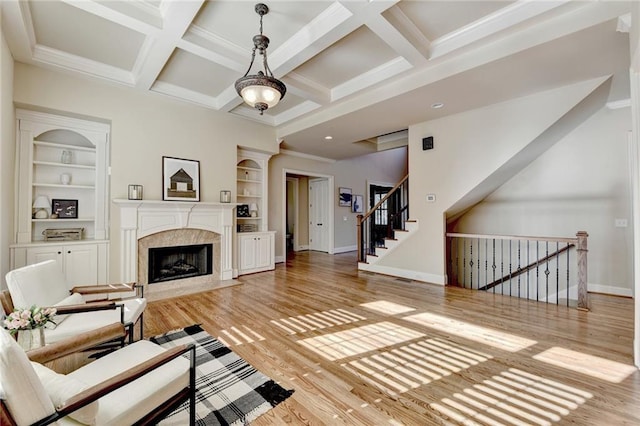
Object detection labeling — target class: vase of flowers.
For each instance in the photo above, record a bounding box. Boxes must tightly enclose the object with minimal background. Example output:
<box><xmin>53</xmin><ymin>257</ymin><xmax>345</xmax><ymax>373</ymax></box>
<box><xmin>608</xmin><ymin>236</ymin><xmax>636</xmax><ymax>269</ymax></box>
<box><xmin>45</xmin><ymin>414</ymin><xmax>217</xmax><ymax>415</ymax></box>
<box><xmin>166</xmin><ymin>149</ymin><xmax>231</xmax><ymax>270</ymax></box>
<box><xmin>3</xmin><ymin>306</ymin><xmax>56</xmax><ymax>350</ymax></box>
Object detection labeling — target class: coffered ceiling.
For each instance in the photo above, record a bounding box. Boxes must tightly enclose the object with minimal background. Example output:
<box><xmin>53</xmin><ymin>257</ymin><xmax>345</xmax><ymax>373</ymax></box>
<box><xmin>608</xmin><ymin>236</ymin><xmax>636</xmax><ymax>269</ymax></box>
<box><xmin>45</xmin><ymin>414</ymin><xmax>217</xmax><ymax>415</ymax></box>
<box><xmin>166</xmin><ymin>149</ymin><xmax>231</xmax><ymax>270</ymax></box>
<box><xmin>1</xmin><ymin>1</ymin><xmax>634</xmax><ymax>159</ymax></box>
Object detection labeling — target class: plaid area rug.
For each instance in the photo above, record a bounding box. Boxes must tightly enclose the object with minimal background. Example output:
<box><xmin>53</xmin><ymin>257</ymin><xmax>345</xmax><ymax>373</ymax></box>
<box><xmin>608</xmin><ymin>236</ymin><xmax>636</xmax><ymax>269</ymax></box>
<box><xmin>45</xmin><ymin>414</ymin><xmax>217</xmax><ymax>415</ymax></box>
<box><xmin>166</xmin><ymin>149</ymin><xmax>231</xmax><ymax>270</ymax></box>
<box><xmin>150</xmin><ymin>324</ymin><xmax>294</xmax><ymax>425</ymax></box>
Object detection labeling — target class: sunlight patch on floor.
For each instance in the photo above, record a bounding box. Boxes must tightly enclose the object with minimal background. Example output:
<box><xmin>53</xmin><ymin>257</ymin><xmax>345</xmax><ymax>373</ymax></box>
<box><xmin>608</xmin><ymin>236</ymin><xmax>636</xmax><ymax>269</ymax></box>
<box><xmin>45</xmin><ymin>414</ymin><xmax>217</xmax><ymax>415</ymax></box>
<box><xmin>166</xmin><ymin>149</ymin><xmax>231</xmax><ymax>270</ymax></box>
<box><xmin>360</xmin><ymin>300</ymin><xmax>416</xmax><ymax>315</ymax></box>
<box><xmin>430</xmin><ymin>368</ymin><xmax>592</xmax><ymax>426</ymax></box>
<box><xmin>533</xmin><ymin>346</ymin><xmax>637</xmax><ymax>383</ymax></box>
<box><xmin>341</xmin><ymin>338</ymin><xmax>493</xmax><ymax>396</ymax></box>
<box><xmin>403</xmin><ymin>312</ymin><xmax>536</xmax><ymax>352</ymax></box>
<box><xmin>298</xmin><ymin>321</ymin><xmax>425</xmax><ymax>361</ymax></box>
<box><xmin>217</xmin><ymin>325</ymin><xmax>265</xmax><ymax>346</ymax></box>
<box><xmin>271</xmin><ymin>309</ymin><xmax>366</xmax><ymax>334</ymax></box>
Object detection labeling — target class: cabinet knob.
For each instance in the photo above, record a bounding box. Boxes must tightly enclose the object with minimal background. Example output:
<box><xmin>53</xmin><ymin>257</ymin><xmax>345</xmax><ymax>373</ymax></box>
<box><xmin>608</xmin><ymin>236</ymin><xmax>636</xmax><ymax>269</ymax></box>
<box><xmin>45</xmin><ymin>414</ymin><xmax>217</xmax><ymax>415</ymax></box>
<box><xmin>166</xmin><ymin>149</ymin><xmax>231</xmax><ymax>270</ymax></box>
<box><xmin>57</xmin><ymin>251</ymin><xmax>62</xmax><ymax>255</ymax></box>
<box><xmin>67</xmin><ymin>250</ymin><xmax>71</xmax><ymax>254</ymax></box>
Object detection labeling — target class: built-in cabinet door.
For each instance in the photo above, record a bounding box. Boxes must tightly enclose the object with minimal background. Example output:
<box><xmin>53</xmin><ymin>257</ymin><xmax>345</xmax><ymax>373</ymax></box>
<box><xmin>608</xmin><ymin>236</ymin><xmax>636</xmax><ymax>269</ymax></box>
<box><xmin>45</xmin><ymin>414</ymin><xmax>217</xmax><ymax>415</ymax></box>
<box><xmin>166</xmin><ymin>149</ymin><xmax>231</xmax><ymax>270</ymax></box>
<box><xmin>239</xmin><ymin>235</ymin><xmax>258</xmax><ymax>271</ymax></box>
<box><xmin>24</xmin><ymin>243</ymin><xmax>98</xmax><ymax>288</ymax></box>
<box><xmin>255</xmin><ymin>234</ymin><xmax>272</xmax><ymax>269</ymax></box>
<box><xmin>64</xmin><ymin>244</ymin><xmax>98</xmax><ymax>286</ymax></box>
<box><xmin>26</xmin><ymin>246</ymin><xmax>64</xmax><ymax>267</ymax></box>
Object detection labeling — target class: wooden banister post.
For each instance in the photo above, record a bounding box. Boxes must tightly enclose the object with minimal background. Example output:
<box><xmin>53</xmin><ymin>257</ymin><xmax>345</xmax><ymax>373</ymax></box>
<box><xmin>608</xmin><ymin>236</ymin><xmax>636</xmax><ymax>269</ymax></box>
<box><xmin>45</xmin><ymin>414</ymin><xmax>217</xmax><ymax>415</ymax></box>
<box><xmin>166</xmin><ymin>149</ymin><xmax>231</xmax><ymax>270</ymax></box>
<box><xmin>357</xmin><ymin>214</ymin><xmax>363</xmax><ymax>262</ymax></box>
<box><xmin>576</xmin><ymin>231</ymin><xmax>589</xmax><ymax>311</ymax></box>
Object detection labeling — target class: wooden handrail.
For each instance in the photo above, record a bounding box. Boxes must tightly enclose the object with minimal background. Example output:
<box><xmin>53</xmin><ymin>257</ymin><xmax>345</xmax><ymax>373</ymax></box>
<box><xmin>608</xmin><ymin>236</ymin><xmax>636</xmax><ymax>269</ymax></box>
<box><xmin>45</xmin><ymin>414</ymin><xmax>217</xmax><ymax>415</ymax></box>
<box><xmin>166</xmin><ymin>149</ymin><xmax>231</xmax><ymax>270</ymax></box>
<box><xmin>360</xmin><ymin>174</ymin><xmax>408</xmax><ymax>222</ymax></box>
<box><xmin>446</xmin><ymin>232</ymin><xmax>577</xmax><ymax>244</ymax></box>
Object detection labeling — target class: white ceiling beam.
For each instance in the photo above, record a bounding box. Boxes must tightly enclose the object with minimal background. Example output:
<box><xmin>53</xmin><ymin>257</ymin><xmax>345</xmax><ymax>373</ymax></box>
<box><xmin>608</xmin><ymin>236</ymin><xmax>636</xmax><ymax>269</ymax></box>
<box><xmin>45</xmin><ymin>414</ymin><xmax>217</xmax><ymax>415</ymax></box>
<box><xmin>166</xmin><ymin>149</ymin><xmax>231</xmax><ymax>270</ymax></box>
<box><xmin>365</xmin><ymin>14</ymin><xmax>428</xmax><ymax>67</ymax></box>
<box><xmin>331</xmin><ymin>57</ymin><xmax>412</xmax><ymax>101</ymax></box>
<box><xmin>428</xmin><ymin>0</ymin><xmax>572</xmax><ymax>60</ymax></box>
<box><xmin>150</xmin><ymin>80</ymin><xmax>218</xmax><ymax>109</ymax></box>
<box><xmin>60</xmin><ymin>0</ymin><xmax>161</xmax><ymax>36</ymax></box>
<box><xmin>133</xmin><ymin>0</ymin><xmax>205</xmax><ymax>90</ymax></box>
<box><xmin>283</xmin><ymin>72</ymin><xmax>331</xmax><ymax>105</ymax></box>
<box><xmin>383</xmin><ymin>5</ymin><xmax>431</xmax><ymax>59</ymax></box>
<box><xmin>0</xmin><ymin>0</ymin><xmax>36</xmax><ymax>62</ymax></box>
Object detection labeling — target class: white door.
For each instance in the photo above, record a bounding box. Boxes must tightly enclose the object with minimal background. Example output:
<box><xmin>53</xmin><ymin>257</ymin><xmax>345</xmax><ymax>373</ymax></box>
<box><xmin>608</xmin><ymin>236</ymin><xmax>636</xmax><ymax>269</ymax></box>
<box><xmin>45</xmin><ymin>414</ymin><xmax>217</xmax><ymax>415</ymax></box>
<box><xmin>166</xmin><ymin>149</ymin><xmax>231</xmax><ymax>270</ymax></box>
<box><xmin>64</xmin><ymin>244</ymin><xmax>98</xmax><ymax>287</ymax></box>
<box><xmin>309</xmin><ymin>178</ymin><xmax>329</xmax><ymax>252</ymax></box>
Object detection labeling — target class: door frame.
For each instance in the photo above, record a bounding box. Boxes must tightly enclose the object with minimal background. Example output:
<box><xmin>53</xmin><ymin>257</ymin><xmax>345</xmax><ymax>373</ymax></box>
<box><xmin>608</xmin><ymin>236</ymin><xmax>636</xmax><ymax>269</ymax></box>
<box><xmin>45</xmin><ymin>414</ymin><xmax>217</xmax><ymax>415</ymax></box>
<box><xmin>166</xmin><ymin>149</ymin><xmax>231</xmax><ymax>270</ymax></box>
<box><xmin>282</xmin><ymin>169</ymin><xmax>334</xmax><ymax>260</ymax></box>
<box><xmin>367</xmin><ymin>180</ymin><xmax>394</xmax><ymax>210</ymax></box>
<box><xmin>286</xmin><ymin>177</ymin><xmax>299</xmax><ymax>252</ymax></box>
<box><xmin>308</xmin><ymin>177</ymin><xmax>331</xmax><ymax>253</ymax></box>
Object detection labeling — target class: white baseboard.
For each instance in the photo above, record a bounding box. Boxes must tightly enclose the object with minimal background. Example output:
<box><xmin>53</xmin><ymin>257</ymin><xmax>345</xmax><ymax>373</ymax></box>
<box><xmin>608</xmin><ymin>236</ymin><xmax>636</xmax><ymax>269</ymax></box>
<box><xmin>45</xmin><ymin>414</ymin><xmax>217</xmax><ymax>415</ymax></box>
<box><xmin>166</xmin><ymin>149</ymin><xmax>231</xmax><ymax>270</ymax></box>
<box><xmin>334</xmin><ymin>245</ymin><xmax>357</xmax><ymax>254</ymax></box>
<box><xmin>359</xmin><ymin>263</ymin><xmax>446</xmax><ymax>285</ymax></box>
<box><xmin>588</xmin><ymin>283</ymin><xmax>633</xmax><ymax>297</ymax></box>
<box><xmin>296</xmin><ymin>245</ymin><xmax>309</xmax><ymax>251</ymax></box>
<box><xmin>275</xmin><ymin>255</ymin><xmax>285</xmax><ymax>263</ymax></box>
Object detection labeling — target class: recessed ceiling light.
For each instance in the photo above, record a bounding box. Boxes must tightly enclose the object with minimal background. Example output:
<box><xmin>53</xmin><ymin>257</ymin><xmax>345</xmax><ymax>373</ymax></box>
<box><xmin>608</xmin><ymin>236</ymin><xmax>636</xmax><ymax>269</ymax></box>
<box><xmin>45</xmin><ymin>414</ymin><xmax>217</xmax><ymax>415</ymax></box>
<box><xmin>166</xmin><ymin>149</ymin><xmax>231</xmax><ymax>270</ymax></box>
<box><xmin>431</xmin><ymin>102</ymin><xmax>444</xmax><ymax>109</ymax></box>
<box><xmin>324</xmin><ymin>136</ymin><xmax>333</xmax><ymax>140</ymax></box>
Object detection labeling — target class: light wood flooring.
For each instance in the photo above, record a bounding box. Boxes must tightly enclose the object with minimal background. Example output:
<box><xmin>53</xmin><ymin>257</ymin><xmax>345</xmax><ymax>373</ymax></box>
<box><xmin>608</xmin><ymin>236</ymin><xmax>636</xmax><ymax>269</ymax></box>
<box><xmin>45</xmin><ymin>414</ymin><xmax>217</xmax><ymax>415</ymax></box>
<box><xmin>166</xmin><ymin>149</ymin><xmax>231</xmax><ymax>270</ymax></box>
<box><xmin>144</xmin><ymin>251</ymin><xmax>640</xmax><ymax>425</ymax></box>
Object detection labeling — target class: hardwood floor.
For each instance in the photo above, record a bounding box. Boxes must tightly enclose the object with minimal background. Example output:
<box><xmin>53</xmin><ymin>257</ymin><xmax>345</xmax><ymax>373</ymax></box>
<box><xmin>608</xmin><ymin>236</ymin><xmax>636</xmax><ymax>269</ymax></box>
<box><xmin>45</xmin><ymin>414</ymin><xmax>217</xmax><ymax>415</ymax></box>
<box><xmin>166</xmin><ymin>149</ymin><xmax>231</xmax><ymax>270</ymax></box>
<box><xmin>145</xmin><ymin>251</ymin><xmax>639</xmax><ymax>425</ymax></box>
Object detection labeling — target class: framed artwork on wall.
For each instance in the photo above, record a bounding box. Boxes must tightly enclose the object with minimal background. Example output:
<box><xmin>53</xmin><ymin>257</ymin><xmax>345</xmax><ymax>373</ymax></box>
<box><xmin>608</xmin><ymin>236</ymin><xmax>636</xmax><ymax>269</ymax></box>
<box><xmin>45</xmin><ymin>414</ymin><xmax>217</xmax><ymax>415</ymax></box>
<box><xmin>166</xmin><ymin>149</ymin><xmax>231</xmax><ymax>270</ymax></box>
<box><xmin>339</xmin><ymin>187</ymin><xmax>352</xmax><ymax>207</ymax></box>
<box><xmin>352</xmin><ymin>194</ymin><xmax>363</xmax><ymax>213</ymax></box>
<box><xmin>163</xmin><ymin>156</ymin><xmax>200</xmax><ymax>201</ymax></box>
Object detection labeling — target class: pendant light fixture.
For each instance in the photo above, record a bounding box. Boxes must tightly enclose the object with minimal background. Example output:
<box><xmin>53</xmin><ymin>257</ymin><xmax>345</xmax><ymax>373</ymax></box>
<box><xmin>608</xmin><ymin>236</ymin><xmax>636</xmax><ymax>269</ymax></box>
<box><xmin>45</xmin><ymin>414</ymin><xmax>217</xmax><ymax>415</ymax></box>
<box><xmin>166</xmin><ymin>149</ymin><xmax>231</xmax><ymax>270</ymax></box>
<box><xmin>235</xmin><ymin>3</ymin><xmax>286</xmax><ymax>115</ymax></box>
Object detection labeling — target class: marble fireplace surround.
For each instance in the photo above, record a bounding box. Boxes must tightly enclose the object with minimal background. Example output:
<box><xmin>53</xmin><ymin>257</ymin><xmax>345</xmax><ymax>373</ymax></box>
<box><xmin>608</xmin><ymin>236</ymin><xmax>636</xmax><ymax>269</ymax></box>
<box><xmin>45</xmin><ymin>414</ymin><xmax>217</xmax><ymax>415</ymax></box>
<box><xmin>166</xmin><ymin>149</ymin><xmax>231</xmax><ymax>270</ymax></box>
<box><xmin>113</xmin><ymin>200</ymin><xmax>236</xmax><ymax>299</ymax></box>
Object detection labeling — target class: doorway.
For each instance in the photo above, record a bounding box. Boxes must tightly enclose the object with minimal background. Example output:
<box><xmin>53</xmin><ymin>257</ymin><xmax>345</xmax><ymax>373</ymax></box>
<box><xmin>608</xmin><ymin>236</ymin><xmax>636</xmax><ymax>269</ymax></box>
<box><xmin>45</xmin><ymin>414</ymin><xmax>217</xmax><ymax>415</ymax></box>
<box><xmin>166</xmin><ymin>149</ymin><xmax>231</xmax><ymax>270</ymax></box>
<box><xmin>309</xmin><ymin>178</ymin><xmax>330</xmax><ymax>252</ymax></box>
<box><xmin>282</xmin><ymin>169</ymin><xmax>334</xmax><ymax>259</ymax></box>
<box><xmin>368</xmin><ymin>183</ymin><xmax>401</xmax><ymax>249</ymax></box>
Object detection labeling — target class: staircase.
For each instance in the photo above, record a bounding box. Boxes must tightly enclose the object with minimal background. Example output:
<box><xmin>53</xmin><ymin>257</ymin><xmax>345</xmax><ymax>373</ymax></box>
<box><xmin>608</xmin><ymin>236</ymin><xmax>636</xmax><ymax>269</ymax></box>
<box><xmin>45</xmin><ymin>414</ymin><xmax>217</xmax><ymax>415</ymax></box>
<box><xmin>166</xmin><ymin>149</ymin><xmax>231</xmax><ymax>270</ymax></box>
<box><xmin>357</xmin><ymin>175</ymin><xmax>415</xmax><ymax>270</ymax></box>
<box><xmin>359</xmin><ymin>219</ymin><xmax>418</xmax><ymax>269</ymax></box>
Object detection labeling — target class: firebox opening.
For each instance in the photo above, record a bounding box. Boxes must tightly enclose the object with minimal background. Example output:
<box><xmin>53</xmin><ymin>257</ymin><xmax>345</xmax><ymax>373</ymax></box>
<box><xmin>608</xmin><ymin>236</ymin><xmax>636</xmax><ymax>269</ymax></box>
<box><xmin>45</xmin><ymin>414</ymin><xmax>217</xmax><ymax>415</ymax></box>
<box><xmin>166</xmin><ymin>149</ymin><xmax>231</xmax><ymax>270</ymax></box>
<box><xmin>148</xmin><ymin>243</ymin><xmax>213</xmax><ymax>284</ymax></box>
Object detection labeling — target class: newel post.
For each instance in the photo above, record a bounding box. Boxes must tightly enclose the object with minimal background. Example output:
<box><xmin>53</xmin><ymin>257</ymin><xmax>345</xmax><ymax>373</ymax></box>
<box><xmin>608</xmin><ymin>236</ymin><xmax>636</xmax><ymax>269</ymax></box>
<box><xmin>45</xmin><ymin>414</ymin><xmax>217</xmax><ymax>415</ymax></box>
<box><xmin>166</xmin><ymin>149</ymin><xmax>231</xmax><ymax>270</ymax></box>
<box><xmin>576</xmin><ymin>231</ymin><xmax>589</xmax><ymax>311</ymax></box>
<box><xmin>357</xmin><ymin>214</ymin><xmax>364</xmax><ymax>262</ymax></box>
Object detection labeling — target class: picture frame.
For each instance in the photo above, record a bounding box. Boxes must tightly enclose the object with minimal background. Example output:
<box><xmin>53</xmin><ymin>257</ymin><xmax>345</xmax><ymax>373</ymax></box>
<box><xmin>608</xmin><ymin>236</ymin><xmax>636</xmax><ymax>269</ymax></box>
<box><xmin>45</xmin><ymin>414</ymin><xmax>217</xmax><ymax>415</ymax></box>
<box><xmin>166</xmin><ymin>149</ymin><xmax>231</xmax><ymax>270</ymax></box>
<box><xmin>237</xmin><ymin>204</ymin><xmax>250</xmax><ymax>218</ymax></box>
<box><xmin>339</xmin><ymin>187</ymin><xmax>352</xmax><ymax>207</ymax></box>
<box><xmin>352</xmin><ymin>194</ymin><xmax>364</xmax><ymax>213</ymax></box>
<box><xmin>163</xmin><ymin>156</ymin><xmax>200</xmax><ymax>201</ymax></box>
<box><xmin>52</xmin><ymin>199</ymin><xmax>78</xmax><ymax>219</ymax></box>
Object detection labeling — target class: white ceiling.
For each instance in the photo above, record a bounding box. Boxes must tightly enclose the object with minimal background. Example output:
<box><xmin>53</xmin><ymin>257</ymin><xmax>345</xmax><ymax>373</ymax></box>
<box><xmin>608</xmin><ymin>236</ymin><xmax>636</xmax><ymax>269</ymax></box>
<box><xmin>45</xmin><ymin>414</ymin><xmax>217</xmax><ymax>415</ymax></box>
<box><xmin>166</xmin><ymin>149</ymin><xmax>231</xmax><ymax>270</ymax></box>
<box><xmin>1</xmin><ymin>1</ymin><xmax>634</xmax><ymax>159</ymax></box>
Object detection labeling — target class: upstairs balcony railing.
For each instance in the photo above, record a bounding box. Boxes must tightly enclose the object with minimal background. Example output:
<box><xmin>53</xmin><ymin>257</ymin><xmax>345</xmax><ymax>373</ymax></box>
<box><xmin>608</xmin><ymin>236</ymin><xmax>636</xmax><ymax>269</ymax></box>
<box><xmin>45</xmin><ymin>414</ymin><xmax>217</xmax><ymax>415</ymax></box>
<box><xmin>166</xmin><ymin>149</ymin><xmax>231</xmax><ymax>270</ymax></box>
<box><xmin>357</xmin><ymin>175</ymin><xmax>409</xmax><ymax>263</ymax></box>
<box><xmin>446</xmin><ymin>231</ymin><xmax>589</xmax><ymax>310</ymax></box>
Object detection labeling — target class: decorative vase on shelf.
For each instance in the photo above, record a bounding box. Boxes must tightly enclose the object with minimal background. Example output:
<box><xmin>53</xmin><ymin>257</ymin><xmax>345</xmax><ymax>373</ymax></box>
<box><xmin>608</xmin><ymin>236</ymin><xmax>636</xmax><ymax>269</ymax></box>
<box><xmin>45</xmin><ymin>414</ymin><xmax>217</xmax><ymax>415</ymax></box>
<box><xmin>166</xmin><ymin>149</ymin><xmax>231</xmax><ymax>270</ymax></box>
<box><xmin>61</xmin><ymin>150</ymin><xmax>73</xmax><ymax>164</ymax></box>
<box><xmin>16</xmin><ymin>327</ymin><xmax>45</xmax><ymax>351</ymax></box>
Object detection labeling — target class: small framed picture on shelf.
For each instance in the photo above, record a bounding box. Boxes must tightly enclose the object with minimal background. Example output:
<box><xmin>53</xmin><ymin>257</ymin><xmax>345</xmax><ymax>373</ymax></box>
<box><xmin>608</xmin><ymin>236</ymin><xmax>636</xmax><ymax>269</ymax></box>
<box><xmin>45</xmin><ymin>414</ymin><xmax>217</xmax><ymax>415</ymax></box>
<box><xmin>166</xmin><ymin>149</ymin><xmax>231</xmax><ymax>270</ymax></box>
<box><xmin>52</xmin><ymin>199</ymin><xmax>78</xmax><ymax>219</ymax></box>
<box><xmin>237</xmin><ymin>204</ymin><xmax>250</xmax><ymax>218</ymax></box>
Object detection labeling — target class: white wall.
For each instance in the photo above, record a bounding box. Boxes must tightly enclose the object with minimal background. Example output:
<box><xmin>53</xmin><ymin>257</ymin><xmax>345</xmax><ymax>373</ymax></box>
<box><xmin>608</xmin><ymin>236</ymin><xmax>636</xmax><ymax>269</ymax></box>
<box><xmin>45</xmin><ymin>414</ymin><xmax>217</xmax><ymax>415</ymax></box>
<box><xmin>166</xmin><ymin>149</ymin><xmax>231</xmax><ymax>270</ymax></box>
<box><xmin>269</xmin><ymin>147</ymin><xmax>407</xmax><ymax>259</ymax></box>
<box><xmin>453</xmin><ymin>107</ymin><xmax>633</xmax><ymax>295</ymax></box>
<box><xmin>377</xmin><ymin>78</ymin><xmax>609</xmax><ymax>284</ymax></box>
<box><xmin>0</xmin><ymin>18</ymin><xmax>15</xmax><ymax>291</ymax></box>
<box><xmin>12</xmin><ymin>63</ymin><xmax>278</xmax><ymax>281</ymax></box>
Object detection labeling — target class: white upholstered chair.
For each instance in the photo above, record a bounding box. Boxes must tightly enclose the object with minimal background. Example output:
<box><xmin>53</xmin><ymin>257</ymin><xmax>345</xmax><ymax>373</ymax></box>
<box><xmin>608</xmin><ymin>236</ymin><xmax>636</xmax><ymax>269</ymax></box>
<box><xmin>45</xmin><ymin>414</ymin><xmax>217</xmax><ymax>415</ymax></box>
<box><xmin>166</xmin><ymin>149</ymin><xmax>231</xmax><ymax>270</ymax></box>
<box><xmin>0</xmin><ymin>323</ymin><xmax>195</xmax><ymax>425</ymax></box>
<box><xmin>4</xmin><ymin>260</ymin><xmax>147</xmax><ymax>344</ymax></box>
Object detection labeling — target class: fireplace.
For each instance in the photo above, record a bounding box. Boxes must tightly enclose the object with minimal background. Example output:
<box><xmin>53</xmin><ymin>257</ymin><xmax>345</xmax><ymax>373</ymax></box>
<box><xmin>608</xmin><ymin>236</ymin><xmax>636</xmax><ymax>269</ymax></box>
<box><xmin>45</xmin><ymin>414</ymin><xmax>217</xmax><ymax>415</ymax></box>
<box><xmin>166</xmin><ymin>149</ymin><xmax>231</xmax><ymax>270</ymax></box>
<box><xmin>148</xmin><ymin>243</ymin><xmax>213</xmax><ymax>284</ymax></box>
<box><xmin>113</xmin><ymin>200</ymin><xmax>237</xmax><ymax>301</ymax></box>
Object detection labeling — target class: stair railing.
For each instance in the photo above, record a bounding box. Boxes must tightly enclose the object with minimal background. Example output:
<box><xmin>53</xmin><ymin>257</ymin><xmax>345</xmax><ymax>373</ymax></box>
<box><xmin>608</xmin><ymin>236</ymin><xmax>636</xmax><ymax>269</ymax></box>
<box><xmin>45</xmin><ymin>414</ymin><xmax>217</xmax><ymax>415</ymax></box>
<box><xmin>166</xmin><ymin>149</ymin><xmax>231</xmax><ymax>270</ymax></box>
<box><xmin>357</xmin><ymin>175</ymin><xmax>409</xmax><ymax>263</ymax></box>
<box><xmin>446</xmin><ymin>231</ymin><xmax>589</xmax><ymax>310</ymax></box>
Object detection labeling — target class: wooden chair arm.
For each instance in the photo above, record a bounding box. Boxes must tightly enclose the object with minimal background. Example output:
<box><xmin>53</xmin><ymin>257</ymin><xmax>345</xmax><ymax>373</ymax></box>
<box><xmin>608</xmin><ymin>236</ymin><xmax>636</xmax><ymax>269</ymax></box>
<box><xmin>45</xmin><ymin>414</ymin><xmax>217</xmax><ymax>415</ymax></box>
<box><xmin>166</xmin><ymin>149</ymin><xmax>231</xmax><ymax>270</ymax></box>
<box><xmin>52</xmin><ymin>301</ymin><xmax>119</xmax><ymax>315</ymax></box>
<box><xmin>70</xmin><ymin>283</ymin><xmax>138</xmax><ymax>295</ymax></box>
<box><xmin>0</xmin><ymin>290</ymin><xmax>14</xmax><ymax>314</ymax></box>
<box><xmin>27</xmin><ymin>323</ymin><xmax>126</xmax><ymax>364</ymax></box>
<box><xmin>56</xmin><ymin>344</ymin><xmax>194</xmax><ymax>418</ymax></box>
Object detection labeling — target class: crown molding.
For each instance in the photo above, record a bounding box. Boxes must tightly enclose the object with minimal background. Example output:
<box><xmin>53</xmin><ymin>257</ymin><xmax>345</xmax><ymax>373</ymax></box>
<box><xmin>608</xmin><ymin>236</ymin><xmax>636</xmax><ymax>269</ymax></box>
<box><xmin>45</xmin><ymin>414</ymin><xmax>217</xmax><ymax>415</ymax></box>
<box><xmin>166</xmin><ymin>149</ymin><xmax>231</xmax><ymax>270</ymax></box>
<box><xmin>279</xmin><ymin>149</ymin><xmax>336</xmax><ymax>163</ymax></box>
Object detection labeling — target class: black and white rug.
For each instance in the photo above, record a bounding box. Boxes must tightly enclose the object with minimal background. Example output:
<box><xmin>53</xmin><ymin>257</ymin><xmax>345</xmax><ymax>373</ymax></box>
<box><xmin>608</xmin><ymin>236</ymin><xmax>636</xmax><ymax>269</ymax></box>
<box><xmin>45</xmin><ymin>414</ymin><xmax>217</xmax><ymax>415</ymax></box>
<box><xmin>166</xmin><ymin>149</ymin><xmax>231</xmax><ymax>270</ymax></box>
<box><xmin>150</xmin><ymin>324</ymin><xmax>294</xmax><ymax>425</ymax></box>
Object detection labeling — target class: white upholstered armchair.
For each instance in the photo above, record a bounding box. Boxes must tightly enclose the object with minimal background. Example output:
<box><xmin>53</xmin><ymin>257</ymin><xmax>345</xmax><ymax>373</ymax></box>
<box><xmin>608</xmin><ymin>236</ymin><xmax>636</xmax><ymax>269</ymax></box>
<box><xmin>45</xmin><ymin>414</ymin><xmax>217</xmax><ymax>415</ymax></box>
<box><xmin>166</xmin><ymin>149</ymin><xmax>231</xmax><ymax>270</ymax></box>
<box><xmin>3</xmin><ymin>260</ymin><xmax>147</xmax><ymax>344</ymax></box>
<box><xmin>0</xmin><ymin>323</ymin><xmax>196</xmax><ymax>425</ymax></box>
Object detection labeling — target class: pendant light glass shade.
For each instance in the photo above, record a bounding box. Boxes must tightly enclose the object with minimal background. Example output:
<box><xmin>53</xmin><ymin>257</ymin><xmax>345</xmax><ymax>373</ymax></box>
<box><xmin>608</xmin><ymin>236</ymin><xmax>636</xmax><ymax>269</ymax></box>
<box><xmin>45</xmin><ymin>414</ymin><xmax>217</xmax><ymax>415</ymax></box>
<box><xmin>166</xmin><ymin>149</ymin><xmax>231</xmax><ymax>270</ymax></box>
<box><xmin>235</xmin><ymin>4</ymin><xmax>286</xmax><ymax>115</ymax></box>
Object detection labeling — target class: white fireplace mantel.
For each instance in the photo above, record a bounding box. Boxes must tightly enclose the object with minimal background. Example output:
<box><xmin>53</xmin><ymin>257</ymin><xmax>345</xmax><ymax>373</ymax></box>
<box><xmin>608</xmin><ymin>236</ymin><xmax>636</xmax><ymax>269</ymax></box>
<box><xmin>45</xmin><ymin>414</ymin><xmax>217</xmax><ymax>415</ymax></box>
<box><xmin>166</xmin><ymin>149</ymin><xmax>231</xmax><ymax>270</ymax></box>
<box><xmin>113</xmin><ymin>200</ymin><xmax>237</xmax><ymax>282</ymax></box>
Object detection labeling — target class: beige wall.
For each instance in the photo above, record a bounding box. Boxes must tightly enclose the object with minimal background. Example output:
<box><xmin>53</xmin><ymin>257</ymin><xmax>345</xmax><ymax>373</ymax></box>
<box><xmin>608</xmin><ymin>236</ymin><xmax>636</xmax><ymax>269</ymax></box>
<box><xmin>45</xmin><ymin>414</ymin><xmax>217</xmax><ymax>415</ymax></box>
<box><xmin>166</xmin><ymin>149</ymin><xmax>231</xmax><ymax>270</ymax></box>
<box><xmin>0</xmin><ymin>20</ymin><xmax>15</xmax><ymax>291</ymax></box>
<box><xmin>269</xmin><ymin>147</ymin><xmax>407</xmax><ymax>259</ymax></box>
<box><xmin>453</xmin><ymin>107</ymin><xmax>633</xmax><ymax>295</ymax></box>
<box><xmin>12</xmin><ymin>63</ymin><xmax>277</xmax><ymax>281</ymax></box>
<box><xmin>378</xmin><ymin>78</ymin><xmax>609</xmax><ymax>284</ymax></box>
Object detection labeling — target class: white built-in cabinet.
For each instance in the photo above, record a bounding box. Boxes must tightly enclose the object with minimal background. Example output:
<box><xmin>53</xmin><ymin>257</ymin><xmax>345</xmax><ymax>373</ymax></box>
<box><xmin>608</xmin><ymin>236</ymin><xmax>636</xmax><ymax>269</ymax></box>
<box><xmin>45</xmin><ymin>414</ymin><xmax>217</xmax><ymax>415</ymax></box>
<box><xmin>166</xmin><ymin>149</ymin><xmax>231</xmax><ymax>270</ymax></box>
<box><xmin>10</xmin><ymin>109</ymin><xmax>110</xmax><ymax>286</ymax></box>
<box><xmin>236</xmin><ymin>148</ymin><xmax>275</xmax><ymax>275</ymax></box>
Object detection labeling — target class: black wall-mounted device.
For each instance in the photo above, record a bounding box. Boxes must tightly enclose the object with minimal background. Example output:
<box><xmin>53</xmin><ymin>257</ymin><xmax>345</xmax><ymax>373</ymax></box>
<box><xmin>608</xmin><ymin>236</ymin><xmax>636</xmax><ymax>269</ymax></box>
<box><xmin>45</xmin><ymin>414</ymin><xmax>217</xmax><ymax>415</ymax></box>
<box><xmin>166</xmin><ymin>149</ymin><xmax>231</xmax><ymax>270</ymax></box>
<box><xmin>422</xmin><ymin>136</ymin><xmax>434</xmax><ymax>151</ymax></box>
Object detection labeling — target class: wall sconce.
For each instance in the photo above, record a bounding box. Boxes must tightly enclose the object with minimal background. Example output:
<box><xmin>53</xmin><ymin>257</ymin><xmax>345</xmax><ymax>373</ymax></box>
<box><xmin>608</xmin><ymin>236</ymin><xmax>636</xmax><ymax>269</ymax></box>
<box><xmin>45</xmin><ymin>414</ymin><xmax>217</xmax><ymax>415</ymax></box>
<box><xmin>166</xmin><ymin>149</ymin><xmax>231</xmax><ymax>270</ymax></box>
<box><xmin>220</xmin><ymin>190</ymin><xmax>231</xmax><ymax>203</ymax></box>
<box><xmin>128</xmin><ymin>184</ymin><xmax>143</xmax><ymax>200</ymax></box>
